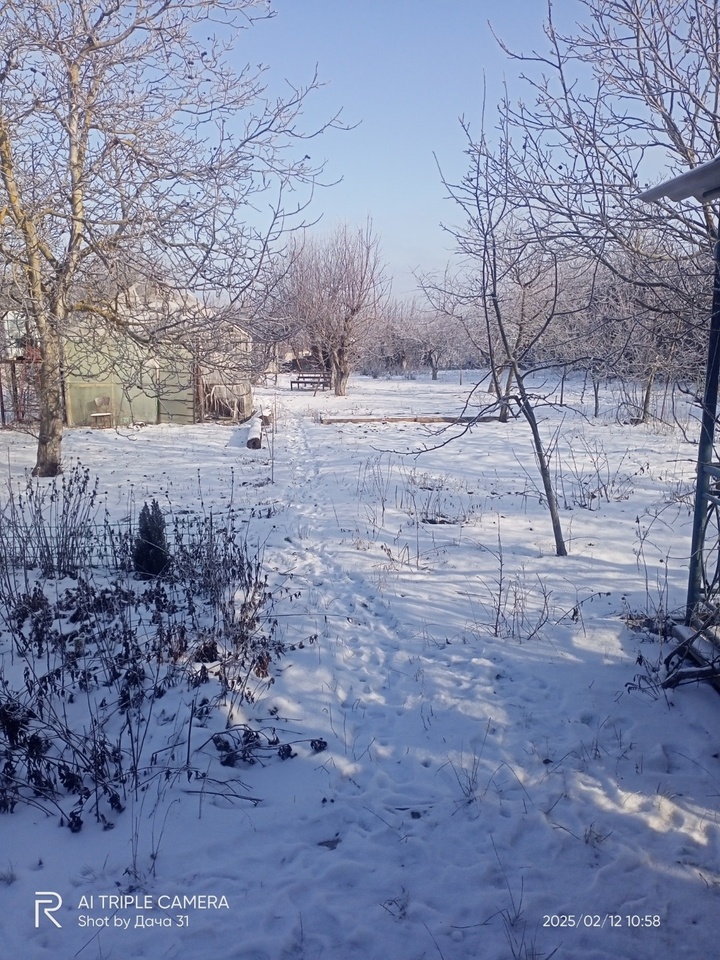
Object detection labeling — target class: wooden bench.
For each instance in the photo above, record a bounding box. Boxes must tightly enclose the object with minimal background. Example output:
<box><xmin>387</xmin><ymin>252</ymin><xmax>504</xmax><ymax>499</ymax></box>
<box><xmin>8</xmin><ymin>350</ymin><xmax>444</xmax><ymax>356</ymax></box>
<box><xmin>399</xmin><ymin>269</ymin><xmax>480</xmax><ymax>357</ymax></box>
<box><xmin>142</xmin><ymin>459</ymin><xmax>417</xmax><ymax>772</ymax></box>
<box><xmin>290</xmin><ymin>372</ymin><xmax>332</xmax><ymax>392</ymax></box>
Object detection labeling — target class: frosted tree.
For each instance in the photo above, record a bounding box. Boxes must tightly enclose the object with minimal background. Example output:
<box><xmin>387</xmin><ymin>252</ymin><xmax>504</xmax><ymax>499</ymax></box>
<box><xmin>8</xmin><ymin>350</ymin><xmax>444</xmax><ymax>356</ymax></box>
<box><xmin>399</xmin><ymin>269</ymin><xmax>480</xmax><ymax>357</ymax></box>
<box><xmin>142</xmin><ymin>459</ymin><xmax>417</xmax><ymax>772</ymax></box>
<box><xmin>281</xmin><ymin>222</ymin><xmax>387</xmax><ymax>396</ymax></box>
<box><xmin>0</xmin><ymin>0</ymin><xmax>338</xmax><ymax>474</ymax></box>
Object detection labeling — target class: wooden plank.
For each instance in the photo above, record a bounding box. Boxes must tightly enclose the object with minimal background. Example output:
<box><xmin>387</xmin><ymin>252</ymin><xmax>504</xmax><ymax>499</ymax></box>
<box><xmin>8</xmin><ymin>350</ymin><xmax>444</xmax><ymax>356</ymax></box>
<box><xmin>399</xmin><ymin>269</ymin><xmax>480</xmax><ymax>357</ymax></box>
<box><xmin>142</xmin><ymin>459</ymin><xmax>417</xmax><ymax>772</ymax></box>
<box><xmin>319</xmin><ymin>415</ymin><xmax>497</xmax><ymax>425</ymax></box>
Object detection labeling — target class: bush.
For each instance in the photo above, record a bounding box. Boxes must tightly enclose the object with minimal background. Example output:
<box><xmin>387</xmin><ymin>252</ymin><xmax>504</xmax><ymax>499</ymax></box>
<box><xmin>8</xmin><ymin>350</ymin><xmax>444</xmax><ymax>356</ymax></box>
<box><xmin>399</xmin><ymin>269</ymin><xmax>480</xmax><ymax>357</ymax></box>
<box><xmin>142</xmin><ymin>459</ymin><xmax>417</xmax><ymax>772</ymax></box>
<box><xmin>0</xmin><ymin>474</ymin><xmax>311</xmax><ymax>830</ymax></box>
<box><xmin>0</xmin><ymin>462</ymin><xmax>101</xmax><ymax>578</ymax></box>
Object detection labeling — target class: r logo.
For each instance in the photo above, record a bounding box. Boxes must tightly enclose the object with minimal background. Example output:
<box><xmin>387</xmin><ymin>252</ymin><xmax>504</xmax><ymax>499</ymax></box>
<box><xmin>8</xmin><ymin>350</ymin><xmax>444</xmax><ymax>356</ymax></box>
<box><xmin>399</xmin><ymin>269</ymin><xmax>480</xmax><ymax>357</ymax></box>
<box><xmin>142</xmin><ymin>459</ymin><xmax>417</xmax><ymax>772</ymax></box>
<box><xmin>35</xmin><ymin>891</ymin><xmax>63</xmax><ymax>928</ymax></box>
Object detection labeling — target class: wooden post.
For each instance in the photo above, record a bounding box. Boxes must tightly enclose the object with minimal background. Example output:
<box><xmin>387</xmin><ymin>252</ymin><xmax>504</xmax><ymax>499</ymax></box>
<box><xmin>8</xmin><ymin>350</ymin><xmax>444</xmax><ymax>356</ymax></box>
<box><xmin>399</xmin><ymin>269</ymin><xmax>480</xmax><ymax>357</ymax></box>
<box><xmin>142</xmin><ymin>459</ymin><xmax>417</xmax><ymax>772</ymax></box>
<box><xmin>9</xmin><ymin>359</ymin><xmax>20</xmax><ymax>419</ymax></box>
<box><xmin>194</xmin><ymin>359</ymin><xmax>204</xmax><ymax>423</ymax></box>
<box><xmin>687</xmin><ymin>239</ymin><xmax>720</xmax><ymax>621</ymax></box>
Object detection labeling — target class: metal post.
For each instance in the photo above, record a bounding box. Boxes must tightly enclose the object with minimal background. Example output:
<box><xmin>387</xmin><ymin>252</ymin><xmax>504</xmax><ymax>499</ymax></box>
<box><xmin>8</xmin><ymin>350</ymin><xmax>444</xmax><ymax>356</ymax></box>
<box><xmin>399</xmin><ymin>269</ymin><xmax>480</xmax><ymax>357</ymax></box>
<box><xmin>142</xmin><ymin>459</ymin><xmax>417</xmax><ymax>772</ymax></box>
<box><xmin>686</xmin><ymin>239</ymin><xmax>720</xmax><ymax>622</ymax></box>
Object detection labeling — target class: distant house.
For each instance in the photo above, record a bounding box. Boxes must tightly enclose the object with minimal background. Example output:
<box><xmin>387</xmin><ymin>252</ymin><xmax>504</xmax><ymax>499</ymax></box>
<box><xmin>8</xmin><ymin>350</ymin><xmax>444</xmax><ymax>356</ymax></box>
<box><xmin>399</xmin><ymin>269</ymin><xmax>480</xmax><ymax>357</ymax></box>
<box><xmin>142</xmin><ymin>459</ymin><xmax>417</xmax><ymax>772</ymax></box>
<box><xmin>2</xmin><ymin>285</ymin><xmax>253</xmax><ymax>428</ymax></box>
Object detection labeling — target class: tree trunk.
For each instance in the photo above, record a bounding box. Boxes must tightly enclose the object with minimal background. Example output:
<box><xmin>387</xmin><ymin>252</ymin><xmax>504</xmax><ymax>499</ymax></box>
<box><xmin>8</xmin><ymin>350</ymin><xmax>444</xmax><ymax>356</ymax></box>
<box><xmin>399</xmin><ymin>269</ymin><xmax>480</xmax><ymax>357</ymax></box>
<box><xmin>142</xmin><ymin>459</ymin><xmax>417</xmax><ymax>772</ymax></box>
<box><xmin>592</xmin><ymin>375</ymin><xmax>601</xmax><ymax>418</ymax></box>
<box><xmin>499</xmin><ymin>365</ymin><xmax>515</xmax><ymax>423</ymax></box>
<box><xmin>516</xmin><ymin>371</ymin><xmax>567</xmax><ymax>557</ymax></box>
<box><xmin>33</xmin><ymin>327</ymin><xmax>64</xmax><ymax>477</ymax></box>
<box><xmin>640</xmin><ymin>367</ymin><xmax>657</xmax><ymax>423</ymax></box>
<box><xmin>332</xmin><ymin>347</ymin><xmax>351</xmax><ymax>396</ymax></box>
<box><xmin>334</xmin><ymin>369</ymin><xmax>350</xmax><ymax>396</ymax></box>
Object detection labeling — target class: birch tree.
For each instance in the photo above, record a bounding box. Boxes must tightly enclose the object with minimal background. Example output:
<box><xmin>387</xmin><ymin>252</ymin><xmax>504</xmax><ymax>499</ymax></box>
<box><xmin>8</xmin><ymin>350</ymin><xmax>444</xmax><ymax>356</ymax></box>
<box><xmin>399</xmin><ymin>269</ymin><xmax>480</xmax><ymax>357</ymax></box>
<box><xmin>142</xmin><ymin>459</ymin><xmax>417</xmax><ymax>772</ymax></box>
<box><xmin>0</xmin><ymin>0</ymin><xmax>336</xmax><ymax>474</ymax></box>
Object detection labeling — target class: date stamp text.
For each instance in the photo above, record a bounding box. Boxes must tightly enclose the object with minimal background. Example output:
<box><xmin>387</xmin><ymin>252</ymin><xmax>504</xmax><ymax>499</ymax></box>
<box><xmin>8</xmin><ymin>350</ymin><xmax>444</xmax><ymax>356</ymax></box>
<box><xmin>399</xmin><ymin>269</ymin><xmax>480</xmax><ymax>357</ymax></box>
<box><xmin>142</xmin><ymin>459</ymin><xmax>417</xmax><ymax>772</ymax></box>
<box><xmin>542</xmin><ymin>914</ymin><xmax>661</xmax><ymax>929</ymax></box>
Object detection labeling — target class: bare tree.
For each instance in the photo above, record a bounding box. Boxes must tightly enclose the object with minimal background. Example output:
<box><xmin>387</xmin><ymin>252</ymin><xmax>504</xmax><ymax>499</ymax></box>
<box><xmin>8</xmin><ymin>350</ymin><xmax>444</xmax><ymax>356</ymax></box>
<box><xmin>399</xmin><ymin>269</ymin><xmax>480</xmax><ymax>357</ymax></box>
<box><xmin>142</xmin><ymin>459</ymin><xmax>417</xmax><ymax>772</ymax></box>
<box><xmin>358</xmin><ymin>297</ymin><xmax>423</xmax><ymax>376</ymax></box>
<box><xmin>420</xmin><ymin>1</ymin><xmax>719</xmax><ymax>558</ymax></box>
<box><xmin>413</xmin><ymin>307</ymin><xmax>461</xmax><ymax>380</ymax></box>
<box><xmin>0</xmin><ymin>0</ymin><xmax>338</xmax><ymax>475</ymax></box>
<box><xmin>433</xmin><ymin>112</ymin><xmax>600</xmax><ymax>557</ymax></box>
<box><xmin>281</xmin><ymin>221</ymin><xmax>387</xmax><ymax>395</ymax></box>
<box><xmin>494</xmin><ymin>1</ymin><xmax>718</xmax><ymax>312</ymax></box>
<box><xmin>432</xmin><ymin>1</ymin><xmax>717</xmax><ymax>431</ymax></box>
<box><xmin>360</xmin><ymin>297</ymin><xmax>473</xmax><ymax>379</ymax></box>
<box><xmin>418</xmin><ymin>266</ymin><xmax>495</xmax><ymax>376</ymax></box>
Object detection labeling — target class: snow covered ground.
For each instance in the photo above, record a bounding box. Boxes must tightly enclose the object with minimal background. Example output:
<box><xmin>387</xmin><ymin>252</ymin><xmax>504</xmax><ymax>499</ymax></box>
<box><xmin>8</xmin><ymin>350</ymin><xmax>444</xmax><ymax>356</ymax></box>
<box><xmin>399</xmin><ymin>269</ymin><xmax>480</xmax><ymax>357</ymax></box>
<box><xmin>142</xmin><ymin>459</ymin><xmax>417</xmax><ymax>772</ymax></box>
<box><xmin>1</xmin><ymin>371</ymin><xmax>719</xmax><ymax>960</ymax></box>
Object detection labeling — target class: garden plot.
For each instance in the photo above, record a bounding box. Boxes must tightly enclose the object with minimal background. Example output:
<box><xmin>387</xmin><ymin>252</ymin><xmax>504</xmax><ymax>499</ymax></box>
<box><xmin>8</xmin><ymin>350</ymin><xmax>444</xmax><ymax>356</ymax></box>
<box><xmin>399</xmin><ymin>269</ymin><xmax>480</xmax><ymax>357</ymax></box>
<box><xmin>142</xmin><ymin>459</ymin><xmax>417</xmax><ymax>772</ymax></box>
<box><xmin>0</xmin><ymin>371</ymin><xmax>717</xmax><ymax>960</ymax></box>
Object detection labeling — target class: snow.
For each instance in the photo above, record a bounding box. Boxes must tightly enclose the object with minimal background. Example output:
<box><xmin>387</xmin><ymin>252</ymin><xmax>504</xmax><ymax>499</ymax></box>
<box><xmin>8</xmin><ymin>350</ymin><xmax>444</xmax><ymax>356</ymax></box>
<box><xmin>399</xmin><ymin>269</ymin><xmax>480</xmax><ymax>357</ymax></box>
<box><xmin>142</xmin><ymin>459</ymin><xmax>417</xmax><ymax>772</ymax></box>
<box><xmin>1</xmin><ymin>371</ymin><xmax>719</xmax><ymax>960</ymax></box>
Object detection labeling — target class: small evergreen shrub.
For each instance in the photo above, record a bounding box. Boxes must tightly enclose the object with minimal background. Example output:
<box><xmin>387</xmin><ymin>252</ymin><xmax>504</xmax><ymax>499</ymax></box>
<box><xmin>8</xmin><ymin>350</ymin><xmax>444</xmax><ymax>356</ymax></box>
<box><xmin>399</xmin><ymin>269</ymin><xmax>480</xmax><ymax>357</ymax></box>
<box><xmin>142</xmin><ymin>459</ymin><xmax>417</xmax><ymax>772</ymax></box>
<box><xmin>133</xmin><ymin>500</ymin><xmax>170</xmax><ymax>578</ymax></box>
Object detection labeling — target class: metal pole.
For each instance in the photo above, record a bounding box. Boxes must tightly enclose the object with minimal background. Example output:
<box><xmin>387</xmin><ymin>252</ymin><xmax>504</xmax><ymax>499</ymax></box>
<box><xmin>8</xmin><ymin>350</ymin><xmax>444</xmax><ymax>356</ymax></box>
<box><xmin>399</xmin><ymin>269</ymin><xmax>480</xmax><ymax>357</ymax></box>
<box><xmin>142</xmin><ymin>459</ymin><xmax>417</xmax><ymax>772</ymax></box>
<box><xmin>686</xmin><ymin>238</ymin><xmax>720</xmax><ymax>622</ymax></box>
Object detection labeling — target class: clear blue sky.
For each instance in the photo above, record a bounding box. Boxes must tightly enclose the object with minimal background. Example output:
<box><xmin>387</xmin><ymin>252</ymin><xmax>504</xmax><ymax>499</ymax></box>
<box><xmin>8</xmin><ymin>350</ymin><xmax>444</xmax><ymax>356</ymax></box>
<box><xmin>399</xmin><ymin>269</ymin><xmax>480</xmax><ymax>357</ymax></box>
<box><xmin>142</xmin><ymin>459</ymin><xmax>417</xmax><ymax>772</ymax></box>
<box><xmin>244</xmin><ymin>1</ymin><xmax>567</xmax><ymax>297</ymax></box>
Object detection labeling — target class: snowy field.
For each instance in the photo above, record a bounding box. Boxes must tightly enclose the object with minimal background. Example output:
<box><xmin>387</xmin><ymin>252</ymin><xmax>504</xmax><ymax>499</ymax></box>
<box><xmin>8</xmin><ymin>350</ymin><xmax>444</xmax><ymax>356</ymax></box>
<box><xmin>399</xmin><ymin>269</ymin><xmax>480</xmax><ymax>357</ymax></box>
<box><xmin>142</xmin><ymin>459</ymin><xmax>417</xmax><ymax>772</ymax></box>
<box><xmin>1</xmin><ymin>371</ymin><xmax>719</xmax><ymax>960</ymax></box>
